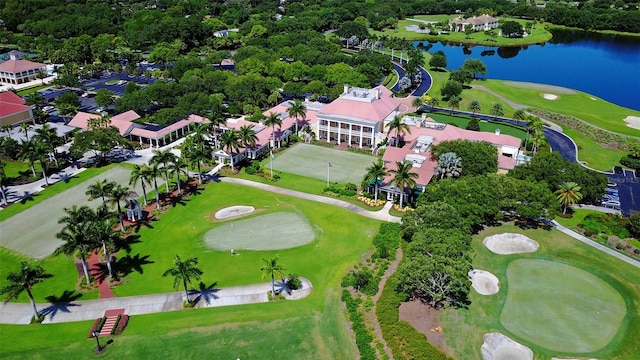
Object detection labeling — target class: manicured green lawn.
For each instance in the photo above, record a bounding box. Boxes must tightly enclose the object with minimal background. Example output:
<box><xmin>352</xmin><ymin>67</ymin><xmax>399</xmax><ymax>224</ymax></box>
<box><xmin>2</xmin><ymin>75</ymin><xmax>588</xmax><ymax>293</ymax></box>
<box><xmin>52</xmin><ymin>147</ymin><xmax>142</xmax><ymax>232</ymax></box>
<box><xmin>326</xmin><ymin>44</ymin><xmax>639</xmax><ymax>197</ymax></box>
<box><xmin>554</xmin><ymin>209</ymin><xmax>599</xmax><ymax>230</ymax></box>
<box><xmin>0</xmin><ymin>180</ymin><xmax>380</xmax><ymax>359</ymax></box>
<box><xmin>2</xmin><ymin>159</ymin><xmax>42</xmax><ymax>180</ymax></box>
<box><xmin>501</xmin><ymin>259</ymin><xmax>626</xmax><ymax>353</ymax></box>
<box><xmin>16</xmin><ymin>84</ymin><xmax>50</xmax><ymax>97</ymax></box>
<box><xmin>440</xmin><ymin>223</ymin><xmax>640</xmax><ymax>359</ymax></box>
<box><xmin>425</xmin><ymin>112</ymin><xmax>527</xmax><ymax>140</ymax></box>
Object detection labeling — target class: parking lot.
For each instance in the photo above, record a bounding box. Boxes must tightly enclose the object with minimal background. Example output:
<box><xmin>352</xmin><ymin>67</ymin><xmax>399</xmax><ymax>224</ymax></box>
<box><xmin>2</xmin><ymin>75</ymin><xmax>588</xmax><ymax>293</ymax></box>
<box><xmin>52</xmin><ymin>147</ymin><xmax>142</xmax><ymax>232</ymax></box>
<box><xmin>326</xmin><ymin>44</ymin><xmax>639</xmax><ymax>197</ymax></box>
<box><xmin>606</xmin><ymin>170</ymin><xmax>639</xmax><ymax>216</ymax></box>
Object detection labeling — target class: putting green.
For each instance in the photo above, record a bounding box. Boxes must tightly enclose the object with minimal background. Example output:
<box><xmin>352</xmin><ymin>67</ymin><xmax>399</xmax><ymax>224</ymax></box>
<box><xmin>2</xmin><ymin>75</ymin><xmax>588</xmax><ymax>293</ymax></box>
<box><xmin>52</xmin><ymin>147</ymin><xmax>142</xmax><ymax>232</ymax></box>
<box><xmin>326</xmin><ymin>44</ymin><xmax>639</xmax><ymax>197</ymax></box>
<box><xmin>500</xmin><ymin>259</ymin><xmax>626</xmax><ymax>353</ymax></box>
<box><xmin>203</xmin><ymin>212</ymin><xmax>315</xmax><ymax>251</ymax></box>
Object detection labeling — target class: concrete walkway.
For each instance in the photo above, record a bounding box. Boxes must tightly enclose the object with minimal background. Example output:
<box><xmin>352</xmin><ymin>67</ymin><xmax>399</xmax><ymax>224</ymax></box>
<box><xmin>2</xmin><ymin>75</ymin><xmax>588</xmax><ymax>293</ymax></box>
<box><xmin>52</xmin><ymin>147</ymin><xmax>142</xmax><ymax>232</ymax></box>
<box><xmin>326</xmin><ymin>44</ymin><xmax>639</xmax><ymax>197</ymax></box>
<box><xmin>220</xmin><ymin>177</ymin><xmax>401</xmax><ymax>223</ymax></box>
<box><xmin>0</xmin><ymin>278</ymin><xmax>312</xmax><ymax>325</ymax></box>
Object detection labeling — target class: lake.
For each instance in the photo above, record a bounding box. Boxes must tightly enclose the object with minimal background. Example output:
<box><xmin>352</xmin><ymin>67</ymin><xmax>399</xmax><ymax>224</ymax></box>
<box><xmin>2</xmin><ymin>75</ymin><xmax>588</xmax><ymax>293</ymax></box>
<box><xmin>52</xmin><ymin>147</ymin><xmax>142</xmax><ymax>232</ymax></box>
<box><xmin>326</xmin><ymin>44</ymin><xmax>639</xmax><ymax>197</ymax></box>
<box><xmin>413</xmin><ymin>29</ymin><xmax>640</xmax><ymax>111</ymax></box>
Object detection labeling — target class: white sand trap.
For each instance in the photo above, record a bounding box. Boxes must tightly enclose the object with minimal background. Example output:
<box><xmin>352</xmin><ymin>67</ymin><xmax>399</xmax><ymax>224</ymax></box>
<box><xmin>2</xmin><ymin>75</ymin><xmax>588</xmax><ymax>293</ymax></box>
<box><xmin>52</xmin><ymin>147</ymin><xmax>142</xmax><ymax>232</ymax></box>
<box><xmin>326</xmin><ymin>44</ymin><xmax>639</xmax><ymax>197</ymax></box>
<box><xmin>204</xmin><ymin>212</ymin><xmax>315</xmax><ymax>251</ymax></box>
<box><xmin>623</xmin><ymin>116</ymin><xmax>640</xmax><ymax>130</ymax></box>
<box><xmin>215</xmin><ymin>205</ymin><xmax>255</xmax><ymax>219</ymax></box>
<box><xmin>543</xmin><ymin>93</ymin><xmax>558</xmax><ymax>100</ymax></box>
<box><xmin>483</xmin><ymin>233</ymin><xmax>539</xmax><ymax>255</ymax></box>
<box><xmin>468</xmin><ymin>270</ymin><xmax>499</xmax><ymax>295</ymax></box>
<box><xmin>481</xmin><ymin>333</ymin><xmax>533</xmax><ymax>360</ymax></box>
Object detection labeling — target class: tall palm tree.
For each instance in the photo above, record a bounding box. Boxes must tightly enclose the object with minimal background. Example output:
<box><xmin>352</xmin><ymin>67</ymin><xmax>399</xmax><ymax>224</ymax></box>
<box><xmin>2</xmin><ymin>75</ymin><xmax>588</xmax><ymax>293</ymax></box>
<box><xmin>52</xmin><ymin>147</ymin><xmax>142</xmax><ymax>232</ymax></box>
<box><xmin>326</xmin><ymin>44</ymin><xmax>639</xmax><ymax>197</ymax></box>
<box><xmin>91</xmin><ymin>205</ymin><xmax>119</xmax><ymax>279</ymax></box>
<box><xmin>19</xmin><ymin>122</ymin><xmax>32</xmax><ymax>141</ymax></box>
<box><xmin>55</xmin><ymin>205</ymin><xmax>97</xmax><ymax>285</ymax></box>
<box><xmin>219</xmin><ymin>129</ymin><xmax>241</xmax><ymax>171</ymax></box>
<box><xmin>389</xmin><ymin>160</ymin><xmax>419</xmax><ymax>208</ymax></box>
<box><xmin>0</xmin><ymin>261</ymin><xmax>52</xmax><ymax>320</ymax></box>
<box><xmin>427</xmin><ymin>97</ymin><xmax>440</xmax><ymax>111</ymax></box>
<box><xmin>434</xmin><ymin>152</ymin><xmax>462</xmax><ymax>180</ymax></box>
<box><xmin>0</xmin><ymin>160</ymin><xmax>8</xmax><ymax>206</ymax></box>
<box><xmin>448</xmin><ymin>96</ymin><xmax>461</xmax><ymax>115</ymax></box>
<box><xmin>184</xmin><ymin>140</ymin><xmax>210</xmax><ymax>184</ymax></box>
<box><xmin>190</xmin><ymin>122</ymin><xmax>211</xmax><ymax>151</ymax></box>
<box><xmin>490</xmin><ymin>103</ymin><xmax>504</xmax><ymax>120</ymax></box>
<box><xmin>411</xmin><ymin>96</ymin><xmax>424</xmax><ymax>110</ymax></box>
<box><xmin>19</xmin><ymin>139</ymin><xmax>38</xmax><ymax>178</ymax></box>
<box><xmin>530</xmin><ymin>129</ymin><xmax>547</xmax><ymax>154</ymax></box>
<box><xmin>168</xmin><ymin>157</ymin><xmax>188</xmax><ymax>195</ymax></box>
<box><xmin>162</xmin><ymin>255</ymin><xmax>203</xmax><ymax>304</ymax></box>
<box><xmin>34</xmin><ymin>124</ymin><xmax>62</xmax><ymax>167</ymax></box>
<box><xmin>362</xmin><ymin>159</ymin><xmax>388</xmax><ymax>203</ymax></box>
<box><xmin>555</xmin><ymin>182</ymin><xmax>584</xmax><ymax>214</ymax></box>
<box><xmin>34</xmin><ymin>142</ymin><xmax>50</xmax><ymax>186</ymax></box>
<box><xmin>386</xmin><ymin>115</ymin><xmax>411</xmax><ymax>148</ymax></box>
<box><xmin>129</xmin><ymin>165</ymin><xmax>152</xmax><ymax>206</ymax></box>
<box><xmin>260</xmin><ymin>255</ymin><xmax>286</xmax><ymax>297</ymax></box>
<box><xmin>238</xmin><ymin>125</ymin><xmax>258</xmax><ymax>150</ymax></box>
<box><xmin>264</xmin><ymin>112</ymin><xmax>282</xmax><ymax>148</ymax></box>
<box><xmin>151</xmin><ymin>149</ymin><xmax>177</xmax><ymax>194</ymax></box>
<box><xmin>467</xmin><ymin>100</ymin><xmax>481</xmax><ymax>117</ymax></box>
<box><xmin>288</xmin><ymin>98</ymin><xmax>307</xmax><ymax>134</ymax></box>
<box><xmin>149</xmin><ymin>164</ymin><xmax>162</xmax><ymax>209</ymax></box>
<box><xmin>513</xmin><ymin>109</ymin><xmax>526</xmax><ymax>122</ymax></box>
<box><xmin>108</xmin><ymin>184</ymin><xmax>135</xmax><ymax>231</ymax></box>
<box><xmin>86</xmin><ymin>179</ymin><xmax>116</xmax><ymax>204</ymax></box>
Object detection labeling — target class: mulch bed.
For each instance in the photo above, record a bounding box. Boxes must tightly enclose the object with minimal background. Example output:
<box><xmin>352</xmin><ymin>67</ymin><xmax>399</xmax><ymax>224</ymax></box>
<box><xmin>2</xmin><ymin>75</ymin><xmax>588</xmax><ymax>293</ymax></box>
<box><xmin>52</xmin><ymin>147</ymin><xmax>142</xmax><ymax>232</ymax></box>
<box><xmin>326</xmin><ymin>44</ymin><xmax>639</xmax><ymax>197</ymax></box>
<box><xmin>398</xmin><ymin>299</ymin><xmax>452</xmax><ymax>357</ymax></box>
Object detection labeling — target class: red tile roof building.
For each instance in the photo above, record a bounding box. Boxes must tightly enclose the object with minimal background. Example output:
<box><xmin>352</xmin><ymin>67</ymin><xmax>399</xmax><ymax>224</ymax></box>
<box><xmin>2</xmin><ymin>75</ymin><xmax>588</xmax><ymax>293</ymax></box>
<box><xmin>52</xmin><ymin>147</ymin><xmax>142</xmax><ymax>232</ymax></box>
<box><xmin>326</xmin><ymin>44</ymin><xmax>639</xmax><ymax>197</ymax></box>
<box><xmin>0</xmin><ymin>59</ymin><xmax>47</xmax><ymax>85</ymax></box>
<box><xmin>0</xmin><ymin>91</ymin><xmax>33</xmax><ymax>127</ymax></box>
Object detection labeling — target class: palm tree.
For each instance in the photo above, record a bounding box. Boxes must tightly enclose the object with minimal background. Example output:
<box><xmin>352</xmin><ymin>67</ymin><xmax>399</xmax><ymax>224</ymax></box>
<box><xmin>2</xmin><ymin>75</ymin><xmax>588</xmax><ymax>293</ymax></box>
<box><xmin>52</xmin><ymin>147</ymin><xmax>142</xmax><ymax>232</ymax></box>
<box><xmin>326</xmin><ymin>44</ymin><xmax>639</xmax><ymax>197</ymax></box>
<box><xmin>513</xmin><ymin>109</ymin><xmax>526</xmax><ymax>122</ymax></box>
<box><xmin>362</xmin><ymin>159</ymin><xmax>388</xmax><ymax>203</ymax></box>
<box><xmin>129</xmin><ymin>165</ymin><xmax>152</xmax><ymax>206</ymax></box>
<box><xmin>86</xmin><ymin>179</ymin><xmax>116</xmax><ymax>204</ymax></box>
<box><xmin>190</xmin><ymin>122</ymin><xmax>211</xmax><ymax>151</ymax></box>
<box><xmin>34</xmin><ymin>124</ymin><xmax>62</xmax><ymax>167</ymax></box>
<box><xmin>162</xmin><ymin>255</ymin><xmax>203</xmax><ymax>304</ymax></box>
<box><xmin>385</xmin><ymin>115</ymin><xmax>411</xmax><ymax>148</ymax></box>
<box><xmin>19</xmin><ymin>122</ymin><xmax>32</xmax><ymax>141</ymax></box>
<box><xmin>184</xmin><ymin>141</ymin><xmax>210</xmax><ymax>184</ymax></box>
<box><xmin>0</xmin><ymin>262</ymin><xmax>52</xmax><ymax>320</ymax></box>
<box><xmin>55</xmin><ymin>205</ymin><xmax>97</xmax><ymax>285</ymax></box>
<box><xmin>2</xmin><ymin>124</ymin><xmax>12</xmax><ymax>137</ymax></box>
<box><xmin>219</xmin><ymin>129</ymin><xmax>241</xmax><ymax>171</ymax></box>
<box><xmin>389</xmin><ymin>160</ymin><xmax>419</xmax><ymax>208</ymax></box>
<box><xmin>264</xmin><ymin>112</ymin><xmax>283</xmax><ymax>148</ymax></box>
<box><xmin>91</xmin><ymin>205</ymin><xmax>119</xmax><ymax>279</ymax></box>
<box><xmin>490</xmin><ymin>103</ymin><xmax>504</xmax><ymax>120</ymax></box>
<box><xmin>151</xmin><ymin>149</ymin><xmax>177</xmax><ymax>194</ymax></box>
<box><xmin>448</xmin><ymin>96</ymin><xmax>461</xmax><ymax>115</ymax></box>
<box><xmin>238</xmin><ymin>125</ymin><xmax>258</xmax><ymax>150</ymax></box>
<box><xmin>411</xmin><ymin>96</ymin><xmax>424</xmax><ymax>110</ymax></box>
<box><xmin>168</xmin><ymin>157</ymin><xmax>188</xmax><ymax>195</ymax></box>
<box><xmin>530</xmin><ymin>129</ymin><xmax>547</xmax><ymax>154</ymax></box>
<box><xmin>34</xmin><ymin>142</ymin><xmax>50</xmax><ymax>186</ymax></box>
<box><xmin>260</xmin><ymin>255</ymin><xmax>286</xmax><ymax>297</ymax></box>
<box><xmin>108</xmin><ymin>184</ymin><xmax>135</xmax><ymax>231</ymax></box>
<box><xmin>427</xmin><ymin>97</ymin><xmax>440</xmax><ymax>111</ymax></box>
<box><xmin>0</xmin><ymin>160</ymin><xmax>8</xmax><ymax>206</ymax></box>
<box><xmin>467</xmin><ymin>100</ymin><xmax>481</xmax><ymax>117</ymax></box>
<box><xmin>18</xmin><ymin>139</ymin><xmax>39</xmax><ymax>178</ymax></box>
<box><xmin>268</xmin><ymin>89</ymin><xmax>283</xmax><ymax>106</ymax></box>
<box><xmin>149</xmin><ymin>164</ymin><xmax>162</xmax><ymax>209</ymax></box>
<box><xmin>288</xmin><ymin>99</ymin><xmax>307</xmax><ymax>134</ymax></box>
<box><xmin>434</xmin><ymin>152</ymin><xmax>463</xmax><ymax>180</ymax></box>
<box><xmin>555</xmin><ymin>182</ymin><xmax>584</xmax><ymax>215</ymax></box>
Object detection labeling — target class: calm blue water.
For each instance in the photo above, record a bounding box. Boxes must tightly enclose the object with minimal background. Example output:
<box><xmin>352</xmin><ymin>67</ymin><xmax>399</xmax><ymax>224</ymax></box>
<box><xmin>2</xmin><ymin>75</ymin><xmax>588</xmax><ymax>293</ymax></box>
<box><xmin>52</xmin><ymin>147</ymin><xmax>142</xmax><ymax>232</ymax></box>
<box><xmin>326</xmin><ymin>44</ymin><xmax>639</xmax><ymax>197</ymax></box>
<box><xmin>413</xmin><ymin>30</ymin><xmax>640</xmax><ymax>111</ymax></box>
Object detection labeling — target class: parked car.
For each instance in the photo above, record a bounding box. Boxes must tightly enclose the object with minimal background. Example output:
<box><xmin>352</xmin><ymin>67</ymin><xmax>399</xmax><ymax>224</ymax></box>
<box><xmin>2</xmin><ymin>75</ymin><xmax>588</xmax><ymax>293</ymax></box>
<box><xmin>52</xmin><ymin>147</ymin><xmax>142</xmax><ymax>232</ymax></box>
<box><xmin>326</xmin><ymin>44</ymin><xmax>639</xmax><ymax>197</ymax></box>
<box><xmin>605</xmin><ymin>188</ymin><xmax>618</xmax><ymax>195</ymax></box>
<box><xmin>635</xmin><ymin>168</ymin><xmax>640</xmax><ymax>178</ymax></box>
<box><xmin>614</xmin><ymin>166</ymin><xmax>623</xmax><ymax>174</ymax></box>
<box><xmin>117</xmin><ymin>80</ymin><xmax>128</xmax><ymax>86</ymax></box>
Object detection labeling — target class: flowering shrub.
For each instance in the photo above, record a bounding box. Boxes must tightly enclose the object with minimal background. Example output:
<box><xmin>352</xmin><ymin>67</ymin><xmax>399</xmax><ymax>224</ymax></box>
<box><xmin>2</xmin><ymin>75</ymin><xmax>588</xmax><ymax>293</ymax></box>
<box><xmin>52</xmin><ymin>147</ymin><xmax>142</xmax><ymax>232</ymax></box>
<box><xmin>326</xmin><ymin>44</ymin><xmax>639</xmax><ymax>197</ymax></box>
<box><xmin>357</xmin><ymin>196</ymin><xmax>385</xmax><ymax>207</ymax></box>
<box><xmin>393</xmin><ymin>204</ymin><xmax>414</xmax><ymax>212</ymax></box>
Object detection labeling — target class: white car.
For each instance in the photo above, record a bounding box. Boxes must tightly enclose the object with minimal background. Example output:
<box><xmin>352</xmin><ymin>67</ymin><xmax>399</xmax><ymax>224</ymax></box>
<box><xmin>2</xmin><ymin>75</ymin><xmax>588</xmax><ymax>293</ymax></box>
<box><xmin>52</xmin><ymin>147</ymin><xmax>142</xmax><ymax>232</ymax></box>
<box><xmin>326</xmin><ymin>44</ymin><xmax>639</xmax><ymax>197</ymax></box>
<box><xmin>117</xmin><ymin>80</ymin><xmax>128</xmax><ymax>86</ymax></box>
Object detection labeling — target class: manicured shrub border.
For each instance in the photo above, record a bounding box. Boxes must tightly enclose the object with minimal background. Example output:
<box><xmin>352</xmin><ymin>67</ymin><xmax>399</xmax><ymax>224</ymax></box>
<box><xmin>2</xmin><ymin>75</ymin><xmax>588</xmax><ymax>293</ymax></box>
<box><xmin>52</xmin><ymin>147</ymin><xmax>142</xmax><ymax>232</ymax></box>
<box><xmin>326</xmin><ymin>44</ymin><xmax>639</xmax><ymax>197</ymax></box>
<box><xmin>342</xmin><ymin>290</ymin><xmax>376</xmax><ymax>360</ymax></box>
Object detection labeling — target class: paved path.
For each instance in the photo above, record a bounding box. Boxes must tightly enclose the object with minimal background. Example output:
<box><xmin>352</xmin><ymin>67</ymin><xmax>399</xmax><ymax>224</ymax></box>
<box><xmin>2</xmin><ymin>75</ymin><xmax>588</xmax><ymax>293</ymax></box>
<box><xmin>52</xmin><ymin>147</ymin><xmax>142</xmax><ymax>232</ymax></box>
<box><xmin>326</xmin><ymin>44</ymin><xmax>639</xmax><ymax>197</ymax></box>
<box><xmin>553</xmin><ymin>221</ymin><xmax>640</xmax><ymax>268</ymax></box>
<box><xmin>0</xmin><ymin>278</ymin><xmax>312</xmax><ymax>325</ymax></box>
<box><xmin>219</xmin><ymin>177</ymin><xmax>401</xmax><ymax>223</ymax></box>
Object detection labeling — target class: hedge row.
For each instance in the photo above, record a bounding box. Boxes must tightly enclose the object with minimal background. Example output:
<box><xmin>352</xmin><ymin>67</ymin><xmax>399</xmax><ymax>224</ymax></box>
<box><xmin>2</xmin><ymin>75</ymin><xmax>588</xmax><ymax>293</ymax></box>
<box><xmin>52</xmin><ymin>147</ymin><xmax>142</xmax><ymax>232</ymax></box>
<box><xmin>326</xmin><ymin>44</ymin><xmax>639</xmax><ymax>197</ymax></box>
<box><xmin>376</xmin><ymin>276</ymin><xmax>450</xmax><ymax>360</ymax></box>
<box><xmin>342</xmin><ymin>290</ymin><xmax>377</xmax><ymax>360</ymax></box>
<box><xmin>372</xmin><ymin>223</ymin><xmax>401</xmax><ymax>260</ymax></box>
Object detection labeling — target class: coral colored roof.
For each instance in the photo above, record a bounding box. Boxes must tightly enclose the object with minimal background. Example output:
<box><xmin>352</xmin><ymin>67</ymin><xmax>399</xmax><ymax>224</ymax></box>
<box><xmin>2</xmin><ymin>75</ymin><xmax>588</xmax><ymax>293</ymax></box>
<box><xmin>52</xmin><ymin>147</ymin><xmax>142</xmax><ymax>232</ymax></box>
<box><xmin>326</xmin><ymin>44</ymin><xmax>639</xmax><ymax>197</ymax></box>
<box><xmin>0</xmin><ymin>91</ymin><xmax>31</xmax><ymax>117</ymax></box>
<box><xmin>68</xmin><ymin>112</ymin><xmax>99</xmax><ymax>129</ymax></box>
<box><xmin>130</xmin><ymin>114</ymin><xmax>210</xmax><ymax>139</ymax></box>
<box><xmin>0</xmin><ymin>59</ymin><xmax>46</xmax><ymax>73</ymax></box>
<box><xmin>318</xmin><ymin>85</ymin><xmax>400</xmax><ymax>123</ymax></box>
<box><xmin>111</xmin><ymin>110</ymin><xmax>141</xmax><ymax>123</ymax></box>
<box><xmin>68</xmin><ymin>111</ymin><xmax>141</xmax><ymax>136</ymax></box>
<box><xmin>498</xmin><ymin>154</ymin><xmax>517</xmax><ymax>169</ymax></box>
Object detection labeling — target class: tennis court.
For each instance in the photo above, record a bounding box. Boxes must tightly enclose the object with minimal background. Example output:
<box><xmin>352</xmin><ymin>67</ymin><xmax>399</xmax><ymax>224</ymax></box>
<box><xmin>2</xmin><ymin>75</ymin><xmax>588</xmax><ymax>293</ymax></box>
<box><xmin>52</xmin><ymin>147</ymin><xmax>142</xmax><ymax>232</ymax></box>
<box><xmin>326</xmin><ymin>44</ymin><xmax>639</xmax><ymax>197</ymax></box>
<box><xmin>271</xmin><ymin>143</ymin><xmax>375</xmax><ymax>184</ymax></box>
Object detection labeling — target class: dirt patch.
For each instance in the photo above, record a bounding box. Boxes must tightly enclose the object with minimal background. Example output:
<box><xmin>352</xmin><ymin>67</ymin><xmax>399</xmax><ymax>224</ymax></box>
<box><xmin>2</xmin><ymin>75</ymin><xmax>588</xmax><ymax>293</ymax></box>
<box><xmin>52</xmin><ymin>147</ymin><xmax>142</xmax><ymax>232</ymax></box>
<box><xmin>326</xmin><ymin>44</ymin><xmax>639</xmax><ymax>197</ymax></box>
<box><xmin>468</xmin><ymin>270</ymin><xmax>499</xmax><ymax>295</ymax></box>
<box><xmin>399</xmin><ymin>300</ymin><xmax>452</xmax><ymax>357</ymax></box>
<box><xmin>483</xmin><ymin>233</ymin><xmax>539</xmax><ymax>255</ymax></box>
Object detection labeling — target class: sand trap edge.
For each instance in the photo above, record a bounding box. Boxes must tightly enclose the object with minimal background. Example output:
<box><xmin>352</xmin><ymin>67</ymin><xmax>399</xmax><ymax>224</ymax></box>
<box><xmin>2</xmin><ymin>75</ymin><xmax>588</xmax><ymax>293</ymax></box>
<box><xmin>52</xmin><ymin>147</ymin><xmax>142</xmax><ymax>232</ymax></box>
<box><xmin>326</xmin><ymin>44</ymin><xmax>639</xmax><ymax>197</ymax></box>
<box><xmin>215</xmin><ymin>205</ymin><xmax>255</xmax><ymax>220</ymax></box>
<box><xmin>483</xmin><ymin>233</ymin><xmax>539</xmax><ymax>255</ymax></box>
<box><xmin>468</xmin><ymin>270</ymin><xmax>499</xmax><ymax>295</ymax></box>
<box><xmin>481</xmin><ymin>332</ymin><xmax>533</xmax><ymax>360</ymax></box>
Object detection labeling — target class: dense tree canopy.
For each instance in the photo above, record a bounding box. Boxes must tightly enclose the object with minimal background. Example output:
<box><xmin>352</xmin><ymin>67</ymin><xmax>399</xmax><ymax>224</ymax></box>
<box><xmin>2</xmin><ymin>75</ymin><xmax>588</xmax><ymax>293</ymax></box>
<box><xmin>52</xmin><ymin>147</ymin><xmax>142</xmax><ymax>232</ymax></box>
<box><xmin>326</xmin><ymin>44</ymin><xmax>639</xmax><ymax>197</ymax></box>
<box><xmin>431</xmin><ymin>140</ymin><xmax>497</xmax><ymax>177</ymax></box>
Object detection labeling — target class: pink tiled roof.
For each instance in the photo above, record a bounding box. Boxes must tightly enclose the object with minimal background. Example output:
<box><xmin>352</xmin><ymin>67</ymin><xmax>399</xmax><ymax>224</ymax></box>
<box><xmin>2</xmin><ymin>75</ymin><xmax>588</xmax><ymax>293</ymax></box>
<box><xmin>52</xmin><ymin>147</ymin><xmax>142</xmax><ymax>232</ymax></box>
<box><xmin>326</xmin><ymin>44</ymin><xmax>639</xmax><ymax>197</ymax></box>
<box><xmin>0</xmin><ymin>59</ymin><xmax>46</xmax><ymax>73</ymax></box>
<box><xmin>69</xmin><ymin>110</ymin><xmax>141</xmax><ymax>136</ymax></box>
<box><xmin>498</xmin><ymin>154</ymin><xmax>517</xmax><ymax>169</ymax></box>
<box><xmin>130</xmin><ymin>114</ymin><xmax>210</xmax><ymax>139</ymax></box>
<box><xmin>111</xmin><ymin>110</ymin><xmax>141</xmax><ymax>123</ymax></box>
<box><xmin>0</xmin><ymin>91</ymin><xmax>31</xmax><ymax>118</ymax></box>
<box><xmin>68</xmin><ymin>112</ymin><xmax>99</xmax><ymax>129</ymax></box>
<box><xmin>318</xmin><ymin>85</ymin><xmax>400</xmax><ymax>123</ymax></box>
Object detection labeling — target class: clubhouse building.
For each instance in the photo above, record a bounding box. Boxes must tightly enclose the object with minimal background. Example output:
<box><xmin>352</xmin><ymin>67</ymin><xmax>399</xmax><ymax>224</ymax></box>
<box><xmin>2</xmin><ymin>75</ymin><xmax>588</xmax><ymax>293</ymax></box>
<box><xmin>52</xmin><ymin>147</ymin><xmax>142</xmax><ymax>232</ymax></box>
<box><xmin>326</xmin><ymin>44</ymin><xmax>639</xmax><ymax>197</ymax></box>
<box><xmin>0</xmin><ymin>91</ymin><xmax>34</xmax><ymax>127</ymax></box>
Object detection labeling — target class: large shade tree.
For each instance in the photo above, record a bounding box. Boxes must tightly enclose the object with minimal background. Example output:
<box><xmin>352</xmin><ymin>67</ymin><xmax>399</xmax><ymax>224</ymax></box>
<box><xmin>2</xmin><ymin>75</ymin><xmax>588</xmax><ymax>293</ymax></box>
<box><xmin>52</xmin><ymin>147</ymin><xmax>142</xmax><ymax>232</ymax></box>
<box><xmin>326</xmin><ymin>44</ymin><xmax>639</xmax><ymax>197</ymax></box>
<box><xmin>0</xmin><ymin>262</ymin><xmax>52</xmax><ymax>320</ymax></box>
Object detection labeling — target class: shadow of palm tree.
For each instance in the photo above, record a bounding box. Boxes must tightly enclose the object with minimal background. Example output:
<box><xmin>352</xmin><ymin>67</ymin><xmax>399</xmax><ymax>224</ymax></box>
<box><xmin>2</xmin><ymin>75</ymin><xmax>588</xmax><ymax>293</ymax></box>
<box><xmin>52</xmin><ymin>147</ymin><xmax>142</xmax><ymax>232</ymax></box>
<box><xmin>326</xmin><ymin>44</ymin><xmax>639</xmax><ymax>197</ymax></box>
<box><xmin>115</xmin><ymin>253</ymin><xmax>154</xmax><ymax>277</ymax></box>
<box><xmin>130</xmin><ymin>214</ymin><xmax>155</xmax><ymax>233</ymax></box>
<box><xmin>41</xmin><ymin>290</ymin><xmax>82</xmax><ymax>320</ymax></box>
<box><xmin>91</xmin><ymin>262</ymin><xmax>109</xmax><ymax>283</ymax></box>
<box><xmin>274</xmin><ymin>279</ymin><xmax>290</xmax><ymax>295</ymax></box>
<box><xmin>188</xmin><ymin>281</ymin><xmax>220</xmax><ymax>305</ymax></box>
<box><xmin>184</xmin><ymin>184</ymin><xmax>202</xmax><ymax>196</ymax></box>
<box><xmin>114</xmin><ymin>234</ymin><xmax>142</xmax><ymax>254</ymax></box>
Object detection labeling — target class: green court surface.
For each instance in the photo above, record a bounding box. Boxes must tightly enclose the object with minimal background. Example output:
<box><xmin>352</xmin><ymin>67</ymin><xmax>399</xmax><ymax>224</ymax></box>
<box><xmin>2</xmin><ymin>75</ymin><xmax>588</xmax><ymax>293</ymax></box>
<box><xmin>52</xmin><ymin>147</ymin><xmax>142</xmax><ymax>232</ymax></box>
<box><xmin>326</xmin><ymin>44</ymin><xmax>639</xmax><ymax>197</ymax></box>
<box><xmin>500</xmin><ymin>259</ymin><xmax>626</xmax><ymax>353</ymax></box>
<box><xmin>203</xmin><ymin>212</ymin><xmax>315</xmax><ymax>251</ymax></box>
<box><xmin>272</xmin><ymin>143</ymin><xmax>374</xmax><ymax>185</ymax></box>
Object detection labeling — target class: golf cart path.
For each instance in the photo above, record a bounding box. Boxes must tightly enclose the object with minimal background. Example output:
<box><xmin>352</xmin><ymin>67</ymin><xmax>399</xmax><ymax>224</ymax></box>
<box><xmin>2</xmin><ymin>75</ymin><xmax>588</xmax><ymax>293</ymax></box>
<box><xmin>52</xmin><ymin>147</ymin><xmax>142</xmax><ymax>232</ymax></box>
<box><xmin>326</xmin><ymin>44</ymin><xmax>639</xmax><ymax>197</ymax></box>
<box><xmin>220</xmin><ymin>177</ymin><xmax>401</xmax><ymax>223</ymax></box>
<box><xmin>0</xmin><ymin>278</ymin><xmax>312</xmax><ymax>325</ymax></box>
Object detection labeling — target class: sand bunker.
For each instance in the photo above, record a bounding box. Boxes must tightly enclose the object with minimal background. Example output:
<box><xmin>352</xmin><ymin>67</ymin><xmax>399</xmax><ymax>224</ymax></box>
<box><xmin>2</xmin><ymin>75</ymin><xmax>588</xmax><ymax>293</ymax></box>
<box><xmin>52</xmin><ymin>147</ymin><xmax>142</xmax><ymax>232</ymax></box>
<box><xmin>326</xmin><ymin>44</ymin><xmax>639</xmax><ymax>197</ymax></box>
<box><xmin>469</xmin><ymin>270</ymin><xmax>499</xmax><ymax>295</ymax></box>
<box><xmin>483</xmin><ymin>233</ymin><xmax>539</xmax><ymax>255</ymax></box>
<box><xmin>215</xmin><ymin>206</ymin><xmax>255</xmax><ymax>220</ymax></box>
<box><xmin>623</xmin><ymin>116</ymin><xmax>640</xmax><ymax>130</ymax></box>
<box><xmin>481</xmin><ymin>333</ymin><xmax>533</xmax><ymax>360</ymax></box>
<box><xmin>543</xmin><ymin>93</ymin><xmax>558</xmax><ymax>100</ymax></box>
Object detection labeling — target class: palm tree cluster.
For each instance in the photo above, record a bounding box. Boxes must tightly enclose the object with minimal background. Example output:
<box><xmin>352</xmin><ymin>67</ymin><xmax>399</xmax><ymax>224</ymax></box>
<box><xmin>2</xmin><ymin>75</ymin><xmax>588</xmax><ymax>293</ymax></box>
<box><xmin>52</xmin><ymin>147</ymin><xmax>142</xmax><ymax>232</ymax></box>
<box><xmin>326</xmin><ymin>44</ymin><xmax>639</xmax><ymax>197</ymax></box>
<box><xmin>16</xmin><ymin>123</ymin><xmax>64</xmax><ymax>186</ymax></box>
